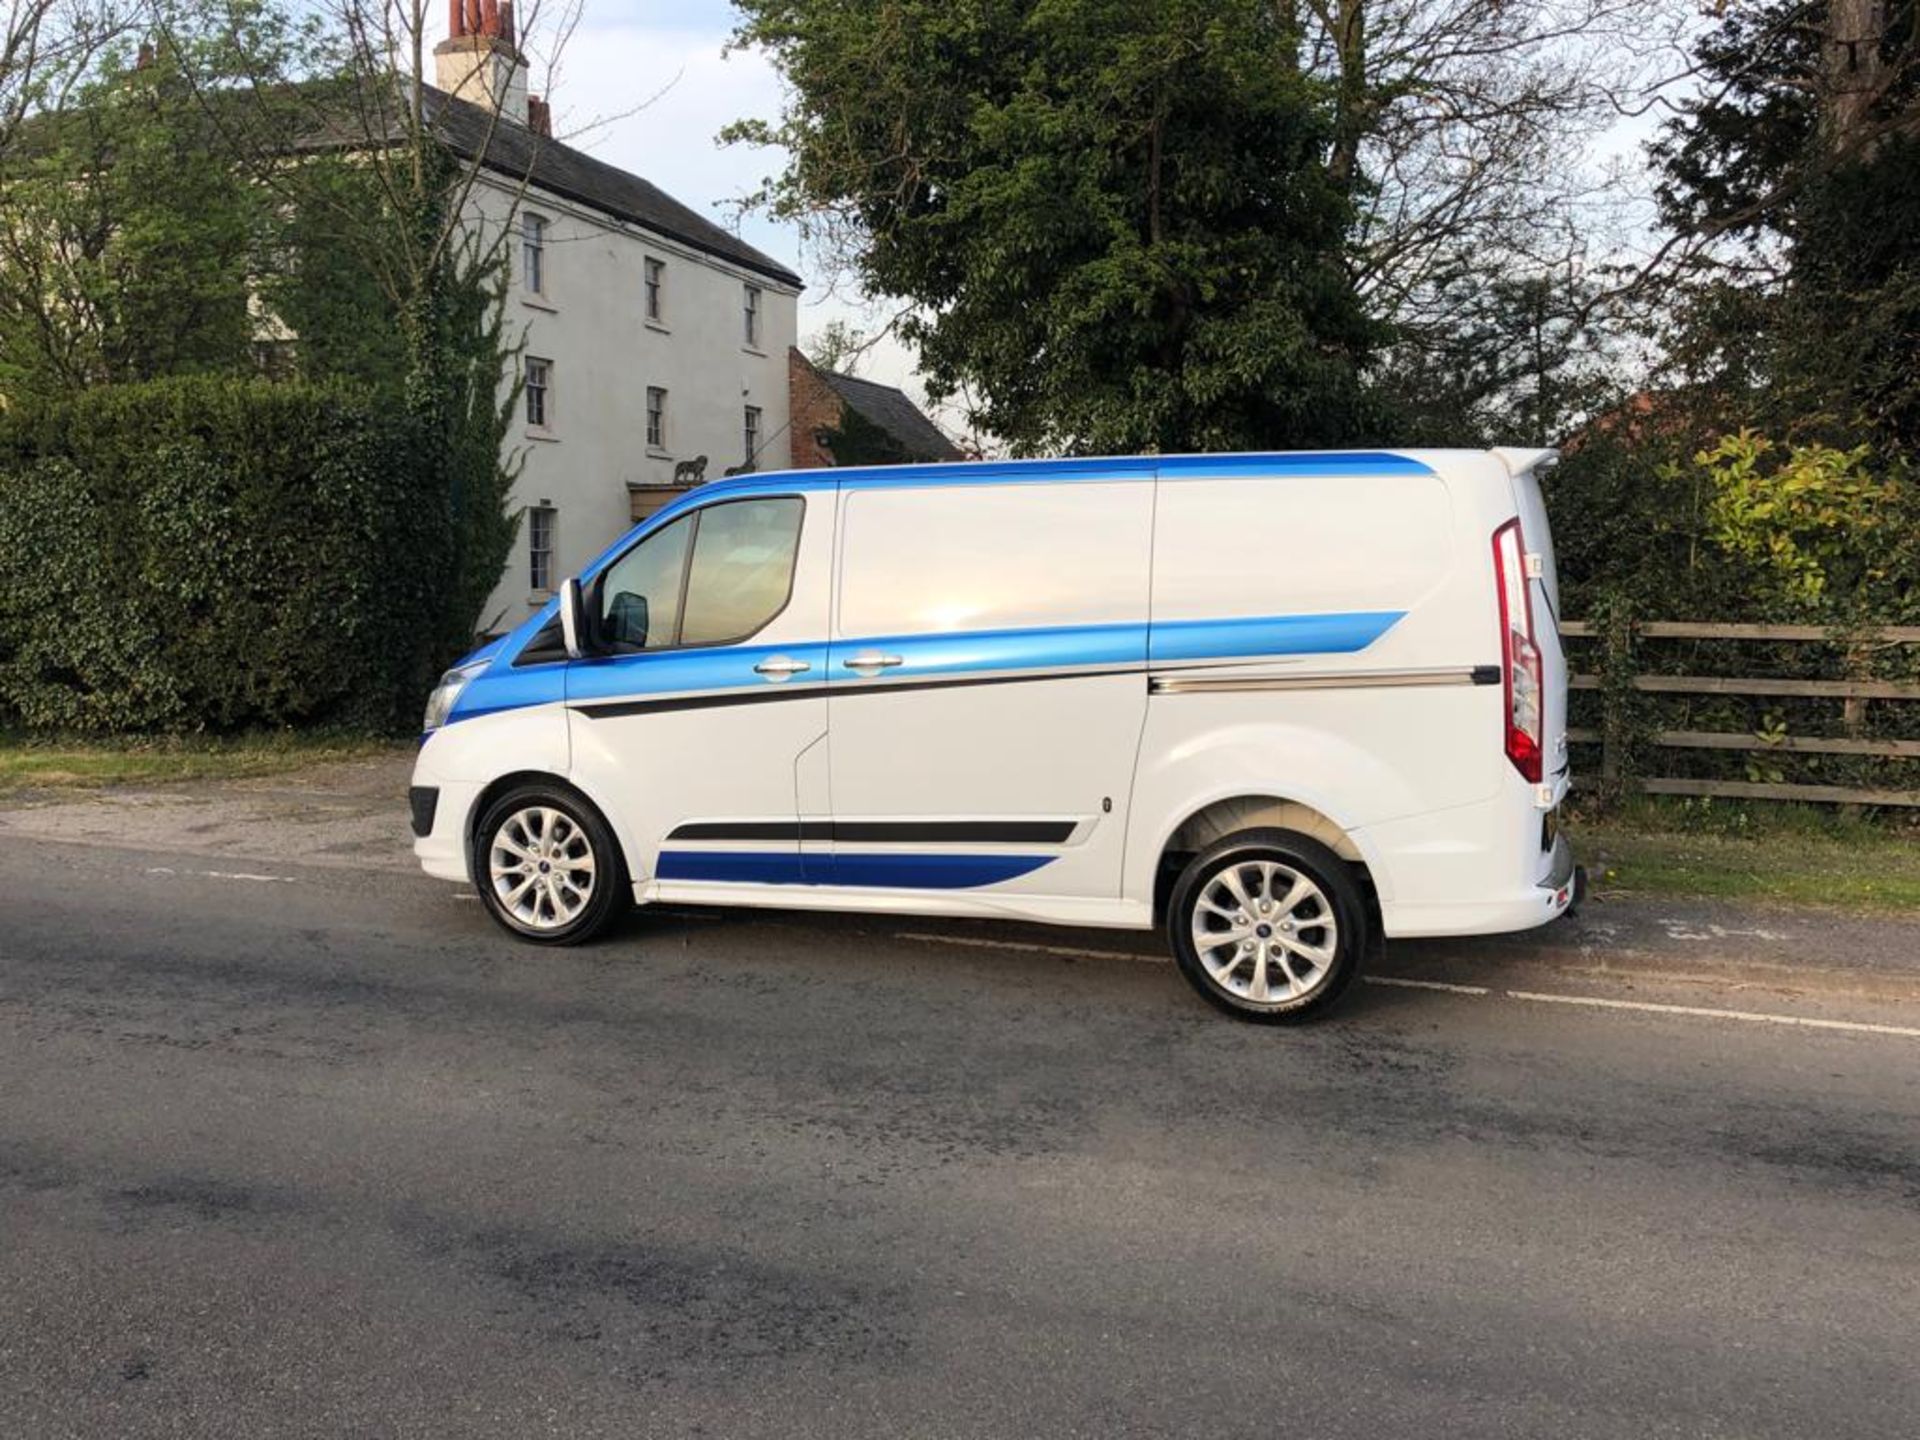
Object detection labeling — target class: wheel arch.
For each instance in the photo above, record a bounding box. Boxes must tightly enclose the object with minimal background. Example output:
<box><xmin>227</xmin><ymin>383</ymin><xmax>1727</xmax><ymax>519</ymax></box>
<box><xmin>465</xmin><ymin>770</ymin><xmax>629</xmax><ymax>883</ymax></box>
<box><xmin>1150</xmin><ymin>794</ymin><xmax>1384</xmax><ymax>933</ymax></box>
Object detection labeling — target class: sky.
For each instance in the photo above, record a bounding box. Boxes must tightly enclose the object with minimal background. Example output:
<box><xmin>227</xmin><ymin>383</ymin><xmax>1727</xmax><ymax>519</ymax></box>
<box><xmin>524</xmin><ymin>0</ymin><xmax>931</xmax><ymax>402</ymax></box>
<box><xmin>517</xmin><ymin>0</ymin><xmax>1683</xmax><ymax>441</ymax></box>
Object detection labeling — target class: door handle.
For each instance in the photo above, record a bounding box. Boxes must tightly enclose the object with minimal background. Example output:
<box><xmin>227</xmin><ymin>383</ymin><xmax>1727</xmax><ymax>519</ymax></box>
<box><xmin>843</xmin><ymin>652</ymin><xmax>904</xmax><ymax>671</ymax></box>
<box><xmin>754</xmin><ymin>656</ymin><xmax>811</xmax><ymax>680</ymax></box>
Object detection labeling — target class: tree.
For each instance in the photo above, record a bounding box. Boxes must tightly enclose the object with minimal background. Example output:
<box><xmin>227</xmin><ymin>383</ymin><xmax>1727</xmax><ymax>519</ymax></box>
<box><xmin>1299</xmin><ymin>1</ymin><xmax>1684</xmax><ymax>343</ymax></box>
<box><xmin>1651</xmin><ymin>0</ymin><xmax>1920</xmax><ymax>451</ymax></box>
<box><xmin>729</xmin><ymin>0</ymin><xmax>1379</xmax><ymax>455</ymax></box>
<box><xmin>0</xmin><ymin>27</ymin><xmax>270</xmax><ymax>397</ymax></box>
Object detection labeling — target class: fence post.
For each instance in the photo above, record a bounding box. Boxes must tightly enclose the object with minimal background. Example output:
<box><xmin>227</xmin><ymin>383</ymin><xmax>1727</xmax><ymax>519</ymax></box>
<box><xmin>1841</xmin><ymin>635</ymin><xmax>1870</xmax><ymax>820</ymax></box>
<box><xmin>1600</xmin><ymin>603</ymin><xmax>1632</xmax><ymax>796</ymax></box>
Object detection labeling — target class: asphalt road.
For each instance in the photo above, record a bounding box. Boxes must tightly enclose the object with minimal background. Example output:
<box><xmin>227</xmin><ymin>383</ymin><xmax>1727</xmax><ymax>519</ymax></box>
<box><xmin>3</xmin><ymin>838</ymin><xmax>1917</xmax><ymax>1438</ymax></box>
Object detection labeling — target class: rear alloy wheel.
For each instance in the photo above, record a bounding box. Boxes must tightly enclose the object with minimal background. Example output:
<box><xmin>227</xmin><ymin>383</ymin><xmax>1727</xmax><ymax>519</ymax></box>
<box><xmin>474</xmin><ymin>785</ymin><xmax>627</xmax><ymax>944</ymax></box>
<box><xmin>1167</xmin><ymin>829</ymin><xmax>1365</xmax><ymax>1022</ymax></box>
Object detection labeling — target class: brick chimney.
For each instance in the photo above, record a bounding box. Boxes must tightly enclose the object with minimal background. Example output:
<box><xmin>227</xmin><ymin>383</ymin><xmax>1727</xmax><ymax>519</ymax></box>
<box><xmin>435</xmin><ymin>0</ymin><xmax>529</xmax><ymax>127</ymax></box>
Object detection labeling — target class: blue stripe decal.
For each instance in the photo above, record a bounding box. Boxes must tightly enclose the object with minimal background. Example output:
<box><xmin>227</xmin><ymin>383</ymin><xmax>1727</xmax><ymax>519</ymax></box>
<box><xmin>452</xmin><ymin>611</ymin><xmax>1407</xmax><ymax>723</ymax></box>
<box><xmin>828</xmin><ymin>621</ymin><xmax>1146</xmax><ymax>682</ymax></box>
<box><xmin>1148</xmin><ymin>611</ymin><xmax>1402</xmax><ymax>664</ymax></box>
<box><xmin>1156</xmin><ymin>452</ymin><xmax>1432</xmax><ymax>479</ymax></box>
<box><xmin>656</xmin><ymin>850</ymin><xmax>1053</xmax><ymax>889</ymax></box>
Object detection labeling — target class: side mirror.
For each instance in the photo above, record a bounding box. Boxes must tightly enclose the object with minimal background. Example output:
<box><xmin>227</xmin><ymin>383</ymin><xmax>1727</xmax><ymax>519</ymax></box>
<box><xmin>559</xmin><ymin>576</ymin><xmax>589</xmax><ymax>659</ymax></box>
<box><xmin>606</xmin><ymin>590</ymin><xmax>649</xmax><ymax>648</ymax></box>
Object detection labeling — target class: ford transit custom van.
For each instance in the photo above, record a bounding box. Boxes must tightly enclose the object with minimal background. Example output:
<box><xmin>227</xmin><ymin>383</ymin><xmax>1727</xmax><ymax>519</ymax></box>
<box><xmin>410</xmin><ymin>449</ymin><xmax>1575</xmax><ymax>1021</ymax></box>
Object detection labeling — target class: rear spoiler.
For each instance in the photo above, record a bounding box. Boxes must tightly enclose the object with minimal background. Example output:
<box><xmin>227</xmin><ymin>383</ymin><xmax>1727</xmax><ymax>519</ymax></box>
<box><xmin>1490</xmin><ymin>447</ymin><xmax>1560</xmax><ymax>478</ymax></box>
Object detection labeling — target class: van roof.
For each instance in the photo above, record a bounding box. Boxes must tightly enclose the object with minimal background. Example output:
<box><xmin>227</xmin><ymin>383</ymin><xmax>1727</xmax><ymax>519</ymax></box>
<box><xmin>821</xmin><ymin>449</ymin><xmax>1446</xmax><ymax>486</ymax></box>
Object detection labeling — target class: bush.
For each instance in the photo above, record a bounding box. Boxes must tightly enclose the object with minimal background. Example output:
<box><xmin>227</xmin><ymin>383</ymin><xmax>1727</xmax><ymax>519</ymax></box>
<box><xmin>0</xmin><ymin>376</ymin><xmax>454</xmax><ymax>733</ymax></box>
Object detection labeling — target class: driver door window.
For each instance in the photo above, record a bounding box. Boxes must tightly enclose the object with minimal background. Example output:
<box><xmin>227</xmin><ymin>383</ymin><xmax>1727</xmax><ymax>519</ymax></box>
<box><xmin>598</xmin><ymin>515</ymin><xmax>690</xmax><ymax>651</ymax></box>
<box><xmin>598</xmin><ymin>497</ymin><xmax>803</xmax><ymax>652</ymax></box>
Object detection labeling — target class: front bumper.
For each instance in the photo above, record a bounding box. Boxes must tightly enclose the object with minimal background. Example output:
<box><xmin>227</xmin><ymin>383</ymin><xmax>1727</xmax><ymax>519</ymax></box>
<box><xmin>411</xmin><ymin>778</ymin><xmax>481</xmax><ymax>884</ymax></box>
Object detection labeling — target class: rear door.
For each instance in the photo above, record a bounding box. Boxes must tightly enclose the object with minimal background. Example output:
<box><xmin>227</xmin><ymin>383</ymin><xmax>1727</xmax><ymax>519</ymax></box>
<box><xmin>1501</xmin><ymin>453</ymin><xmax>1570</xmax><ymax>797</ymax></box>
<box><xmin>821</xmin><ymin>473</ymin><xmax>1154</xmax><ymax>898</ymax></box>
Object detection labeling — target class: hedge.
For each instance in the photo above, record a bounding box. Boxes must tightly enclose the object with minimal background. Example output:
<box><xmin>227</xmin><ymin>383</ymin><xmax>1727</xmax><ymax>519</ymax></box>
<box><xmin>0</xmin><ymin>376</ymin><xmax>455</xmax><ymax>733</ymax></box>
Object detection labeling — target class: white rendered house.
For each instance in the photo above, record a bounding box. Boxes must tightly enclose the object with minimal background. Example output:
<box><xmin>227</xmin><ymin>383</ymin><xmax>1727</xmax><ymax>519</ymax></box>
<box><xmin>434</xmin><ymin>0</ymin><xmax>802</xmax><ymax>634</ymax></box>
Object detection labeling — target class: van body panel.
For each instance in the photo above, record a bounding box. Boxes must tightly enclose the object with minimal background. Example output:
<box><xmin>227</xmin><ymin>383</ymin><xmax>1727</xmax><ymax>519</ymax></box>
<box><xmin>564</xmin><ymin>483</ymin><xmax>838</xmax><ymax>886</ymax></box>
<box><xmin>412</xmin><ymin>699</ymin><xmax>571</xmax><ymax>883</ymax></box>
<box><xmin>1504</xmin><ymin>457</ymin><xmax>1571</xmax><ymax>795</ymax></box>
<box><xmin>824</xmin><ymin>476</ymin><xmax>1154</xmax><ymax>900</ymax></box>
<box><xmin>413</xmin><ymin>447</ymin><xmax>1574</xmax><ymax>947</ymax></box>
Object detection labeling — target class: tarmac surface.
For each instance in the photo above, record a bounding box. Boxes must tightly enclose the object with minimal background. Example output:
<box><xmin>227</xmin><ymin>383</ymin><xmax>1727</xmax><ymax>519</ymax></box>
<box><xmin>2</xmin><ymin>759</ymin><xmax>1916</xmax><ymax>1437</ymax></box>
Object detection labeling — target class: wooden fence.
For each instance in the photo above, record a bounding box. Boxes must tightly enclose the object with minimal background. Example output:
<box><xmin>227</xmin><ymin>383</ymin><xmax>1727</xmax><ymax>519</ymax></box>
<box><xmin>1560</xmin><ymin>620</ymin><xmax>1920</xmax><ymax>807</ymax></box>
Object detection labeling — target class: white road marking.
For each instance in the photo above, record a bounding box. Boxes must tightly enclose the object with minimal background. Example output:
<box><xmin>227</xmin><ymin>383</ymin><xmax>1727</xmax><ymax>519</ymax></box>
<box><xmin>1657</xmin><ymin>918</ymin><xmax>1790</xmax><ymax>943</ymax></box>
<box><xmin>1366</xmin><ymin>976</ymin><xmax>1491</xmax><ymax>996</ymax></box>
<box><xmin>145</xmin><ymin>866</ymin><xmax>296</xmax><ymax>884</ymax></box>
<box><xmin>894</xmin><ymin>931</ymin><xmax>1166</xmax><ymax>964</ymax></box>
<box><xmin>893</xmin><ymin>938</ymin><xmax>1916</xmax><ymax>1036</ymax></box>
<box><xmin>1506</xmin><ymin>989</ymin><xmax>1920</xmax><ymax>1039</ymax></box>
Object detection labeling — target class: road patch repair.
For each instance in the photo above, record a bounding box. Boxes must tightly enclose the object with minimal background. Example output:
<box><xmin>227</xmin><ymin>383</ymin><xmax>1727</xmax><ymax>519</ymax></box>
<box><xmin>6</xmin><ymin>748</ymin><xmax>1920</xmax><ymax>1033</ymax></box>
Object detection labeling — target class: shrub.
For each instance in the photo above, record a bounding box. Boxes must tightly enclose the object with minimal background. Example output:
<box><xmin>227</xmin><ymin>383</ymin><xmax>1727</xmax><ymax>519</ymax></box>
<box><xmin>0</xmin><ymin>376</ymin><xmax>455</xmax><ymax>733</ymax></box>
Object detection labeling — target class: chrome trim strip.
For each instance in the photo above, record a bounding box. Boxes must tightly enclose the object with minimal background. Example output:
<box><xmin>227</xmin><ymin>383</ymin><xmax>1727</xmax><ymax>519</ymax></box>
<box><xmin>1150</xmin><ymin>666</ymin><xmax>1491</xmax><ymax>695</ymax></box>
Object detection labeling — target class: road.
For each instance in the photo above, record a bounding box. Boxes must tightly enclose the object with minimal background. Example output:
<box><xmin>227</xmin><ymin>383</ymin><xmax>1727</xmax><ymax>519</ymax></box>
<box><xmin>3</xmin><ymin>835</ymin><xmax>1917</xmax><ymax>1438</ymax></box>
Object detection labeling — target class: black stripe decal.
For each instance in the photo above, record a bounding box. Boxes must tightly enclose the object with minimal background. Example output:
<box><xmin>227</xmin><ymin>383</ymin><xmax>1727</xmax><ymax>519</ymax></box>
<box><xmin>666</xmin><ymin>819</ymin><xmax>1078</xmax><ymax>845</ymax></box>
<box><xmin>573</xmin><ymin>666</ymin><xmax>1142</xmax><ymax>720</ymax></box>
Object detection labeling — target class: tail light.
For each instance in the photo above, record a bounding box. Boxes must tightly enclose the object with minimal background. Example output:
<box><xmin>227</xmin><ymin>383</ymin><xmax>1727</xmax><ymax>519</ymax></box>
<box><xmin>1492</xmin><ymin>518</ymin><xmax>1543</xmax><ymax>783</ymax></box>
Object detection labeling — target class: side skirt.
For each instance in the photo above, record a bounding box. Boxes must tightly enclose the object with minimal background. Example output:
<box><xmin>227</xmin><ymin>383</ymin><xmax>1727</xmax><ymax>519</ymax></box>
<box><xmin>635</xmin><ymin>879</ymin><xmax>1155</xmax><ymax>931</ymax></box>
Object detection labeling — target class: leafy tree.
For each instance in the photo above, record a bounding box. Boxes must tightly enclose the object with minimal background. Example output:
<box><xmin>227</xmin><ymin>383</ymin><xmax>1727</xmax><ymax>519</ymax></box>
<box><xmin>1382</xmin><ymin>264</ymin><xmax>1625</xmax><ymax>445</ymax></box>
<box><xmin>1650</xmin><ymin>0</ymin><xmax>1920</xmax><ymax>451</ymax></box>
<box><xmin>0</xmin><ymin>31</ymin><xmax>268</xmax><ymax>396</ymax></box>
<box><xmin>728</xmin><ymin>0</ymin><xmax>1379</xmax><ymax>454</ymax></box>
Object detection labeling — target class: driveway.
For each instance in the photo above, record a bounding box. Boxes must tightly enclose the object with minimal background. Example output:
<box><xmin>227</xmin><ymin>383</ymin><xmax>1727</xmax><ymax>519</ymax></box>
<box><xmin>2</xmin><ymin>757</ymin><xmax>1917</xmax><ymax>1437</ymax></box>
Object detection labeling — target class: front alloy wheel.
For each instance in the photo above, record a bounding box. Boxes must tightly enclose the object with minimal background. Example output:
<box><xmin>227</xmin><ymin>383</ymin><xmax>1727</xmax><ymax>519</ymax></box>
<box><xmin>474</xmin><ymin>785</ymin><xmax>627</xmax><ymax>944</ymax></box>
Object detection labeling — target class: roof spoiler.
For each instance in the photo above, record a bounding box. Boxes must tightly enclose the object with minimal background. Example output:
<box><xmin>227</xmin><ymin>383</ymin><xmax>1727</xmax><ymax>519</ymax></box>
<box><xmin>1490</xmin><ymin>446</ymin><xmax>1560</xmax><ymax>477</ymax></box>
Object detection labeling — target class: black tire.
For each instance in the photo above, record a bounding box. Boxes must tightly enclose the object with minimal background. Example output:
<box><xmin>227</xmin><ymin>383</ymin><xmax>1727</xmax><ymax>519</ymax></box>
<box><xmin>1166</xmin><ymin>828</ymin><xmax>1367</xmax><ymax>1023</ymax></box>
<box><xmin>472</xmin><ymin>783</ymin><xmax>629</xmax><ymax>945</ymax></box>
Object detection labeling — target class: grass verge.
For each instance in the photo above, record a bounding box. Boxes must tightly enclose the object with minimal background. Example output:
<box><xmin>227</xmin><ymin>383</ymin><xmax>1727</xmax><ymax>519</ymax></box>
<box><xmin>0</xmin><ymin>732</ymin><xmax>407</xmax><ymax>796</ymax></box>
<box><xmin>1572</xmin><ymin>797</ymin><xmax>1920</xmax><ymax>913</ymax></box>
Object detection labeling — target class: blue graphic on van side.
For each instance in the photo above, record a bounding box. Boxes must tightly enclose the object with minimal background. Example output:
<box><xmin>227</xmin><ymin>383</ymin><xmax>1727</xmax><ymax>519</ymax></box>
<box><xmin>655</xmin><ymin>850</ymin><xmax>1053</xmax><ymax>888</ymax></box>
<box><xmin>443</xmin><ymin>610</ymin><xmax>1408</xmax><ymax>724</ymax></box>
<box><xmin>1147</xmin><ymin>611</ymin><xmax>1402</xmax><ymax>664</ymax></box>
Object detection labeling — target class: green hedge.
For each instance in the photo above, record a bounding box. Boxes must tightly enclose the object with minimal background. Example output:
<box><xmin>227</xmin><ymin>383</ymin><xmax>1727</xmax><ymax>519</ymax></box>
<box><xmin>0</xmin><ymin>376</ymin><xmax>454</xmax><ymax>733</ymax></box>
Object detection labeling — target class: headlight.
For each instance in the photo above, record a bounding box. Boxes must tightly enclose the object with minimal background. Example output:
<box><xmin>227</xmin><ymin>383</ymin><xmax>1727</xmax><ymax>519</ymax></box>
<box><xmin>422</xmin><ymin>663</ymin><xmax>483</xmax><ymax>733</ymax></box>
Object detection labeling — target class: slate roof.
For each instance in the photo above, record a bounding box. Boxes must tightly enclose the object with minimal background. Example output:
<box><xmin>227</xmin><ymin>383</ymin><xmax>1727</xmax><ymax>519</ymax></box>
<box><xmin>427</xmin><ymin>88</ymin><xmax>801</xmax><ymax>287</ymax></box>
<box><xmin>8</xmin><ymin>75</ymin><xmax>801</xmax><ymax>287</ymax></box>
<box><xmin>820</xmin><ymin>370</ymin><xmax>963</xmax><ymax>462</ymax></box>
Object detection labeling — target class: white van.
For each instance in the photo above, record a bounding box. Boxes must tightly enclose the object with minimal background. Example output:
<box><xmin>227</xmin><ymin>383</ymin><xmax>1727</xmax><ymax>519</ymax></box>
<box><xmin>410</xmin><ymin>449</ymin><xmax>1576</xmax><ymax>1021</ymax></box>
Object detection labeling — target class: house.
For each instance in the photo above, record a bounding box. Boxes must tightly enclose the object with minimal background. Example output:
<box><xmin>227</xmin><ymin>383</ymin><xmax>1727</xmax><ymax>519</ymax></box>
<box><xmin>788</xmin><ymin>349</ymin><xmax>964</xmax><ymax>468</ymax></box>
<box><xmin>435</xmin><ymin>0</ymin><xmax>801</xmax><ymax>633</ymax></box>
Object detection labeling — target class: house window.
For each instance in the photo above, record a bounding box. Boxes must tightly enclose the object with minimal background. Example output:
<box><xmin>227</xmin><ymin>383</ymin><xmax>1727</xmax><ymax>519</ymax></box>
<box><xmin>521</xmin><ymin>212</ymin><xmax>547</xmax><ymax>296</ymax></box>
<box><xmin>743</xmin><ymin>405</ymin><xmax>762</xmax><ymax>467</ymax></box>
<box><xmin>646</xmin><ymin>386</ymin><xmax>667</xmax><ymax>450</ymax></box>
<box><xmin>528</xmin><ymin>505</ymin><xmax>556</xmax><ymax>592</ymax></box>
<box><xmin>525</xmin><ymin>357</ymin><xmax>552</xmax><ymax>429</ymax></box>
<box><xmin>644</xmin><ymin>257</ymin><xmax>664</xmax><ymax>322</ymax></box>
<box><xmin>743</xmin><ymin>283</ymin><xmax>761</xmax><ymax>347</ymax></box>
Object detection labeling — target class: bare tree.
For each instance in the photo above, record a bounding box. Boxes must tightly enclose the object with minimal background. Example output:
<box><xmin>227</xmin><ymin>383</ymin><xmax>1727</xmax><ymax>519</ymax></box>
<box><xmin>1294</xmin><ymin>0</ymin><xmax>1695</xmax><ymax>335</ymax></box>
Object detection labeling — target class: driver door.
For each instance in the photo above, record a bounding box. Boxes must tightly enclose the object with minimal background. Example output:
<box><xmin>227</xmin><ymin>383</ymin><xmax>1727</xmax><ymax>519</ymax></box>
<box><xmin>565</xmin><ymin>486</ymin><xmax>835</xmax><ymax>889</ymax></box>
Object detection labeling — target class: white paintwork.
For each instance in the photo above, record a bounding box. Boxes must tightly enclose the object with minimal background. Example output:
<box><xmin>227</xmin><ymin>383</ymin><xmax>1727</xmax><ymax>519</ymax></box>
<box><xmin>1151</xmin><ymin>468</ymin><xmax>1452</xmax><ymax>622</ymax></box>
<box><xmin>411</xmin><ymin>698</ymin><xmax>571</xmax><ymax>883</ymax></box>
<box><xmin>838</xmin><ymin>480</ymin><xmax>1153</xmax><ymax>635</ymax></box>
<box><xmin>413</xmin><ymin>447</ymin><xmax>1574</xmax><ymax>947</ymax></box>
<box><xmin>456</xmin><ymin>174</ymin><xmax>799</xmax><ymax>638</ymax></box>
